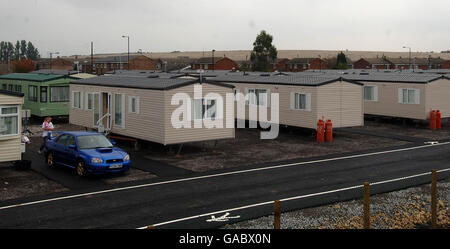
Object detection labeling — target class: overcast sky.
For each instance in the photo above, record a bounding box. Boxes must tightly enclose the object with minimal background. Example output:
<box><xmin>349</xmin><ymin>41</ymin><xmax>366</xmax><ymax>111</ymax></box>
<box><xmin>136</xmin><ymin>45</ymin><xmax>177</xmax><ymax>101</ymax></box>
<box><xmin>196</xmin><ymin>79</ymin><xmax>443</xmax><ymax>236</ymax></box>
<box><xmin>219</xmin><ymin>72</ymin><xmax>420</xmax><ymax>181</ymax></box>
<box><xmin>1</xmin><ymin>0</ymin><xmax>449</xmax><ymax>57</ymax></box>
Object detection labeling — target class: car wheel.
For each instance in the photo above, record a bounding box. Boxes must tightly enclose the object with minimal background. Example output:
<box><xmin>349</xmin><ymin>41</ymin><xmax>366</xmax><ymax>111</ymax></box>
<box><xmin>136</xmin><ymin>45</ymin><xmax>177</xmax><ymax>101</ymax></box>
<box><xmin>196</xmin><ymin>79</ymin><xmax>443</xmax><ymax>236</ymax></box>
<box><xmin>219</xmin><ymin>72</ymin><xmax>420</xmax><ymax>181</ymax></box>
<box><xmin>47</xmin><ymin>152</ymin><xmax>55</xmax><ymax>168</ymax></box>
<box><xmin>76</xmin><ymin>160</ymin><xmax>86</xmax><ymax>177</ymax></box>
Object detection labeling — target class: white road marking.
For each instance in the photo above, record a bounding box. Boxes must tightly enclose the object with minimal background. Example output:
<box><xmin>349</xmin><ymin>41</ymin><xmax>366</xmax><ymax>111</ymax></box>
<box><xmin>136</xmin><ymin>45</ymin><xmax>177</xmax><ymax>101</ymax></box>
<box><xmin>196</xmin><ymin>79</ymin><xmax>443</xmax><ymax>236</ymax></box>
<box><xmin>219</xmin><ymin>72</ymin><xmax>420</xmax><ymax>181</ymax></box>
<box><xmin>206</xmin><ymin>212</ymin><xmax>241</xmax><ymax>222</ymax></box>
<box><xmin>0</xmin><ymin>141</ymin><xmax>449</xmax><ymax>212</ymax></box>
<box><xmin>138</xmin><ymin>168</ymin><xmax>450</xmax><ymax>229</ymax></box>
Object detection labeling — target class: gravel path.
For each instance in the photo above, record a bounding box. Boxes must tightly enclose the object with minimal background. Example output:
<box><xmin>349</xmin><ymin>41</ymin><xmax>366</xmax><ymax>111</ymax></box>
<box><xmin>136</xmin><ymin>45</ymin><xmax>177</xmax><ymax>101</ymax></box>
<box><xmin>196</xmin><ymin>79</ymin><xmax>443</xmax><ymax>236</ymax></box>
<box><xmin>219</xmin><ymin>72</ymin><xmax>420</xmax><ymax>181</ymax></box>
<box><xmin>223</xmin><ymin>180</ymin><xmax>450</xmax><ymax>229</ymax></box>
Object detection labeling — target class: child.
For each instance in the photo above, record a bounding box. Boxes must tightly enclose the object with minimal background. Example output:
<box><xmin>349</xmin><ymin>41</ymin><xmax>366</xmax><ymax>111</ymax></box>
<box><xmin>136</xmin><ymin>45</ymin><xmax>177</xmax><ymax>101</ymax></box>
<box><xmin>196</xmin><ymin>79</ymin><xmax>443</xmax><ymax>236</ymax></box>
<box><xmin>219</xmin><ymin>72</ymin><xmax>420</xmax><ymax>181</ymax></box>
<box><xmin>38</xmin><ymin>116</ymin><xmax>54</xmax><ymax>154</ymax></box>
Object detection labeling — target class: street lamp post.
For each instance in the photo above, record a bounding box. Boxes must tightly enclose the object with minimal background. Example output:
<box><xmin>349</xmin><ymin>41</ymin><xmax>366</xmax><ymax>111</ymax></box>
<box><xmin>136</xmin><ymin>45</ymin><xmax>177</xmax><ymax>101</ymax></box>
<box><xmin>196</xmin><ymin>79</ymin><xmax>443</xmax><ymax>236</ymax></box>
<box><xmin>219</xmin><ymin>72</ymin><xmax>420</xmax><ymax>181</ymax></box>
<box><xmin>403</xmin><ymin>46</ymin><xmax>412</xmax><ymax>71</ymax></box>
<box><xmin>212</xmin><ymin>49</ymin><xmax>215</xmax><ymax>71</ymax></box>
<box><xmin>49</xmin><ymin>52</ymin><xmax>59</xmax><ymax>69</ymax></box>
<box><xmin>122</xmin><ymin>35</ymin><xmax>130</xmax><ymax>70</ymax></box>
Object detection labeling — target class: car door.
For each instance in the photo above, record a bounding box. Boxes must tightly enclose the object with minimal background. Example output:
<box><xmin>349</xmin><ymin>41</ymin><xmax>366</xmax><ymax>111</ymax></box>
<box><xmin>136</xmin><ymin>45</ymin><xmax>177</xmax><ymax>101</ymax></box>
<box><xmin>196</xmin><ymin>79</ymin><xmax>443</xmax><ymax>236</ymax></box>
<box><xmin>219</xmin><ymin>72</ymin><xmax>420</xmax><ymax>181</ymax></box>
<box><xmin>61</xmin><ymin>135</ymin><xmax>77</xmax><ymax>167</ymax></box>
<box><xmin>53</xmin><ymin>134</ymin><xmax>69</xmax><ymax>163</ymax></box>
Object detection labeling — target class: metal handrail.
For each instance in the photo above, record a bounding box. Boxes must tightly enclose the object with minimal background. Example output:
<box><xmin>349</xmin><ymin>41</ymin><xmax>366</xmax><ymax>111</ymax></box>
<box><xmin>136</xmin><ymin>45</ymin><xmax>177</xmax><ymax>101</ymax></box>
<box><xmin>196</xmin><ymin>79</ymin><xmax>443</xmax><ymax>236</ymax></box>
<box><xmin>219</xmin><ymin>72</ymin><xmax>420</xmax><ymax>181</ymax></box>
<box><xmin>96</xmin><ymin>113</ymin><xmax>111</xmax><ymax>127</ymax></box>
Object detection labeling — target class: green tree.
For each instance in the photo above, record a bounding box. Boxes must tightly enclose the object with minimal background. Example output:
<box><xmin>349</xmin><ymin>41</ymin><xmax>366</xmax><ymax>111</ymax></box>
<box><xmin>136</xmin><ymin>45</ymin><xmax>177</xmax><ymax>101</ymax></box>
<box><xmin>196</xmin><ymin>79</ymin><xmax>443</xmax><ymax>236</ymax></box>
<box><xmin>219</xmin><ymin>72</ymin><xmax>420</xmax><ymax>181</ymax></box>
<box><xmin>20</xmin><ymin>40</ymin><xmax>27</xmax><ymax>59</ymax></box>
<box><xmin>0</xmin><ymin>41</ymin><xmax>5</xmax><ymax>61</ymax></box>
<box><xmin>26</xmin><ymin>41</ymin><xmax>40</xmax><ymax>60</ymax></box>
<box><xmin>334</xmin><ymin>52</ymin><xmax>349</xmax><ymax>69</ymax></box>
<box><xmin>250</xmin><ymin>30</ymin><xmax>277</xmax><ymax>72</ymax></box>
<box><xmin>14</xmin><ymin>41</ymin><xmax>20</xmax><ymax>61</ymax></box>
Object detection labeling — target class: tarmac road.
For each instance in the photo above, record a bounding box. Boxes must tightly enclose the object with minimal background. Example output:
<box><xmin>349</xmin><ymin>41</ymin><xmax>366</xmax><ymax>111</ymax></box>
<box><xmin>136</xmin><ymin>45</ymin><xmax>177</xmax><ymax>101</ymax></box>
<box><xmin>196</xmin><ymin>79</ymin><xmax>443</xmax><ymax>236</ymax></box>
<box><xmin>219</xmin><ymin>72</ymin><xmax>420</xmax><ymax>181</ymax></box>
<box><xmin>0</xmin><ymin>142</ymin><xmax>449</xmax><ymax>229</ymax></box>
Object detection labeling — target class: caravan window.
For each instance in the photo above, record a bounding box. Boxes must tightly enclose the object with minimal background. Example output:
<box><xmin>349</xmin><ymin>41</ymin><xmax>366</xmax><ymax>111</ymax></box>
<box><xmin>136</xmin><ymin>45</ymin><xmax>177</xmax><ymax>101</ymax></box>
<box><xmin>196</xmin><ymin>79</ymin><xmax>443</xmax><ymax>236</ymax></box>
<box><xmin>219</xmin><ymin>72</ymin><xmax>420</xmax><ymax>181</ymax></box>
<box><xmin>114</xmin><ymin>93</ymin><xmax>125</xmax><ymax>127</ymax></box>
<box><xmin>399</xmin><ymin>88</ymin><xmax>420</xmax><ymax>104</ymax></box>
<box><xmin>291</xmin><ymin>92</ymin><xmax>311</xmax><ymax>111</ymax></box>
<box><xmin>40</xmin><ymin>86</ymin><xmax>47</xmax><ymax>103</ymax></box>
<box><xmin>28</xmin><ymin>85</ymin><xmax>38</xmax><ymax>102</ymax></box>
<box><xmin>0</xmin><ymin>106</ymin><xmax>19</xmax><ymax>137</ymax></box>
<box><xmin>72</xmin><ymin>91</ymin><xmax>82</xmax><ymax>109</ymax></box>
<box><xmin>50</xmin><ymin>86</ymin><xmax>69</xmax><ymax>102</ymax></box>
<box><xmin>247</xmin><ymin>89</ymin><xmax>268</xmax><ymax>106</ymax></box>
<box><xmin>364</xmin><ymin>86</ymin><xmax>378</xmax><ymax>101</ymax></box>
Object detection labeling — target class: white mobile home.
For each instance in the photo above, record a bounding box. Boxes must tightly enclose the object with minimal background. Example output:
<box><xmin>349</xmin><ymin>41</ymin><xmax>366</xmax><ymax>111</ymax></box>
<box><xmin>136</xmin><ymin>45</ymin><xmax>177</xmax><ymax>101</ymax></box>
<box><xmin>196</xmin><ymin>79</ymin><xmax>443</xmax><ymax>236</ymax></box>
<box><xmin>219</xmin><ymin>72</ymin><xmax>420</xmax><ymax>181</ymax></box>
<box><xmin>207</xmin><ymin>74</ymin><xmax>365</xmax><ymax>129</ymax></box>
<box><xmin>69</xmin><ymin>76</ymin><xmax>235</xmax><ymax>145</ymax></box>
<box><xmin>343</xmin><ymin>74</ymin><xmax>450</xmax><ymax>120</ymax></box>
<box><xmin>0</xmin><ymin>90</ymin><xmax>24</xmax><ymax>162</ymax></box>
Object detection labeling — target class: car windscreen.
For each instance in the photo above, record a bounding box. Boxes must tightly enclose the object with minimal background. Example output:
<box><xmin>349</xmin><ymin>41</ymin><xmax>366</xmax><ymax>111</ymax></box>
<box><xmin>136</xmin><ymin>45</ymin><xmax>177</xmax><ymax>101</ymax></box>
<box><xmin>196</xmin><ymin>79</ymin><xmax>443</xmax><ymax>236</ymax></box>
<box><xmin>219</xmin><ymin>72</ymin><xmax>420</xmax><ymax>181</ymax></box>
<box><xmin>77</xmin><ymin>135</ymin><xmax>113</xmax><ymax>149</ymax></box>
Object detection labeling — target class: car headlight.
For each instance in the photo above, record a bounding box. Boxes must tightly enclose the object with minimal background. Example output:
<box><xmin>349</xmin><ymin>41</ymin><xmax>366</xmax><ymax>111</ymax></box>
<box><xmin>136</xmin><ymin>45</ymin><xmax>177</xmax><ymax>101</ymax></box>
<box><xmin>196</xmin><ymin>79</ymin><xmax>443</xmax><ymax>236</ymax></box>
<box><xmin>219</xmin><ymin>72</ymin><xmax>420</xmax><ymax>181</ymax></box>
<box><xmin>91</xmin><ymin>158</ymin><xmax>103</xmax><ymax>164</ymax></box>
<box><xmin>124</xmin><ymin>154</ymin><xmax>130</xmax><ymax>161</ymax></box>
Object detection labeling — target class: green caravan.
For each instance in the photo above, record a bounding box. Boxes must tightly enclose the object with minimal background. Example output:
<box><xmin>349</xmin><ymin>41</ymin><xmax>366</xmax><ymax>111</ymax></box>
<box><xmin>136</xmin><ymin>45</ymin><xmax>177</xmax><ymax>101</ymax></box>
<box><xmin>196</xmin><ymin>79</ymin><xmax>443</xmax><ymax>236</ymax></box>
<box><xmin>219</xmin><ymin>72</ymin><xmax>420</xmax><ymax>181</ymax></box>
<box><xmin>0</xmin><ymin>73</ymin><xmax>76</xmax><ymax>118</ymax></box>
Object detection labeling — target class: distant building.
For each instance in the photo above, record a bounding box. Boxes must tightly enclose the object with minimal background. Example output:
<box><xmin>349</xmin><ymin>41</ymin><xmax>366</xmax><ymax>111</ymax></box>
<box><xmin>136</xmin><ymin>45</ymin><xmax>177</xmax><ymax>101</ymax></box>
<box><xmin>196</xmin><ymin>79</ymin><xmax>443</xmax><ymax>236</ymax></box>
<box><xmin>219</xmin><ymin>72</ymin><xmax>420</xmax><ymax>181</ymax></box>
<box><xmin>36</xmin><ymin>57</ymin><xmax>74</xmax><ymax>70</ymax></box>
<box><xmin>442</xmin><ymin>60</ymin><xmax>450</xmax><ymax>69</ymax></box>
<box><xmin>353</xmin><ymin>58</ymin><xmax>393</xmax><ymax>70</ymax></box>
<box><xmin>285</xmin><ymin>58</ymin><xmax>320</xmax><ymax>72</ymax></box>
<box><xmin>308</xmin><ymin>58</ymin><xmax>327</xmax><ymax>70</ymax></box>
<box><xmin>192</xmin><ymin>57</ymin><xmax>239</xmax><ymax>71</ymax></box>
<box><xmin>271</xmin><ymin>58</ymin><xmax>289</xmax><ymax>72</ymax></box>
<box><xmin>82</xmin><ymin>55</ymin><xmax>161</xmax><ymax>75</ymax></box>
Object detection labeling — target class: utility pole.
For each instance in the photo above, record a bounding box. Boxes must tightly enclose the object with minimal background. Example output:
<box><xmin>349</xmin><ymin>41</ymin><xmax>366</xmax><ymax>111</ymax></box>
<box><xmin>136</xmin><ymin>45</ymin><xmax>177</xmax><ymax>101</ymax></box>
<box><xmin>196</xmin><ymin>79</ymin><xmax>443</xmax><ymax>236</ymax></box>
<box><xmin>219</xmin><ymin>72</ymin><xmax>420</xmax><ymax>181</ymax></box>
<box><xmin>49</xmin><ymin>51</ymin><xmax>59</xmax><ymax>70</ymax></box>
<box><xmin>212</xmin><ymin>49</ymin><xmax>215</xmax><ymax>71</ymax></box>
<box><xmin>90</xmin><ymin>41</ymin><xmax>94</xmax><ymax>74</ymax></box>
<box><xmin>122</xmin><ymin>35</ymin><xmax>130</xmax><ymax>70</ymax></box>
<box><xmin>403</xmin><ymin>46</ymin><xmax>411</xmax><ymax>71</ymax></box>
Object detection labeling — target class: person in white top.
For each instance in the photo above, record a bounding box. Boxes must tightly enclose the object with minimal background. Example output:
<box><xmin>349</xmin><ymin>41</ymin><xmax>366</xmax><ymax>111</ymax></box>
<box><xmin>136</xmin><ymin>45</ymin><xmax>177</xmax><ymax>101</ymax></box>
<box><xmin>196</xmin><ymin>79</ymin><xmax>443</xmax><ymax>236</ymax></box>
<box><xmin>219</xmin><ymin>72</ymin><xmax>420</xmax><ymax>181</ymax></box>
<box><xmin>38</xmin><ymin>116</ymin><xmax>54</xmax><ymax>154</ymax></box>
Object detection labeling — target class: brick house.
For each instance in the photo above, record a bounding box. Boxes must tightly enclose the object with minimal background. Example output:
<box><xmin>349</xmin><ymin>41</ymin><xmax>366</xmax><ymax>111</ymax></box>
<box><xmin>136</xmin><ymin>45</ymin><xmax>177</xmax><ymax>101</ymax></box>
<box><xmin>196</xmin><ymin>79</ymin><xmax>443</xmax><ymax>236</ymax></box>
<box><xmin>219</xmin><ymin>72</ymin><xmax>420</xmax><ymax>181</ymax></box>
<box><xmin>285</xmin><ymin>58</ymin><xmax>317</xmax><ymax>72</ymax></box>
<box><xmin>82</xmin><ymin>55</ymin><xmax>161</xmax><ymax>75</ymax></box>
<box><xmin>353</xmin><ymin>58</ymin><xmax>393</xmax><ymax>69</ymax></box>
<box><xmin>442</xmin><ymin>60</ymin><xmax>450</xmax><ymax>69</ymax></box>
<box><xmin>387</xmin><ymin>57</ymin><xmax>441</xmax><ymax>70</ymax></box>
<box><xmin>427</xmin><ymin>57</ymin><xmax>445</xmax><ymax>69</ymax></box>
<box><xmin>192</xmin><ymin>57</ymin><xmax>238</xmax><ymax>71</ymax></box>
<box><xmin>308</xmin><ymin>58</ymin><xmax>327</xmax><ymax>70</ymax></box>
<box><xmin>270</xmin><ymin>58</ymin><xmax>289</xmax><ymax>72</ymax></box>
<box><xmin>36</xmin><ymin>57</ymin><xmax>74</xmax><ymax>70</ymax></box>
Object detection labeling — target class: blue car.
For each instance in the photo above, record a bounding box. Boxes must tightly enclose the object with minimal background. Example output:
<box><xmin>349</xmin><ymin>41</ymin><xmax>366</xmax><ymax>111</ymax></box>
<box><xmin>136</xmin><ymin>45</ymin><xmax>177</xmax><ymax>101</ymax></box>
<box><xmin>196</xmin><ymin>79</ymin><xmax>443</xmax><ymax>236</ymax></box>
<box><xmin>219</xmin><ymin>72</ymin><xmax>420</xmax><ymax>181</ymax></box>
<box><xmin>44</xmin><ymin>131</ymin><xmax>131</xmax><ymax>177</ymax></box>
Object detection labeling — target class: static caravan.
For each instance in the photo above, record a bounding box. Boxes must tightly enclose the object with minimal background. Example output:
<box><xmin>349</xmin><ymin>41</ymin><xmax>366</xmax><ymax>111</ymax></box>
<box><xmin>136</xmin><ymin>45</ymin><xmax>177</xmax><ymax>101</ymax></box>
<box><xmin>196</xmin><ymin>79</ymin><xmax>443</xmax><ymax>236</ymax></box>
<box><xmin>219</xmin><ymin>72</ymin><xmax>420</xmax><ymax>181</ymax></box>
<box><xmin>0</xmin><ymin>73</ymin><xmax>76</xmax><ymax>118</ymax></box>
<box><xmin>0</xmin><ymin>90</ymin><xmax>24</xmax><ymax>163</ymax></box>
<box><xmin>342</xmin><ymin>74</ymin><xmax>450</xmax><ymax>120</ymax></box>
<box><xmin>69</xmin><ymin>76</ymin><xmax>235</xmax><ymax>145</ymax></box>
<box><xmin>207</xmin><ymin>74</ymin><xmax>364</xmax><ymax>129</ymax></box>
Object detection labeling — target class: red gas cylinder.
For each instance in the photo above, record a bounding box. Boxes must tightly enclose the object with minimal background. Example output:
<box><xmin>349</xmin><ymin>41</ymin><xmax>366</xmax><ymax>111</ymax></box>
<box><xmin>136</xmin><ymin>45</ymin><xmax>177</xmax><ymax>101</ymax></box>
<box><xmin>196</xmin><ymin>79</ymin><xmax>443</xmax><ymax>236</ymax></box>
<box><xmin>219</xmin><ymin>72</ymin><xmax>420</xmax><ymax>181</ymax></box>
<box><xmin>436</xmin><ymin>110</ymin><xmax>442</xmax><ymax>130</ymax></box>
<box><xmin>317</xmin><ymin>119</ymin><xmax>325</xmax><ymax>143</ymax></box>
<box><xmin>430</xmin><ymin>110</ymin><xmax>437</xmax><ymax>130</ymax></box>
<box><xmin>325</xmin><ymin>119</ymin><xmax>333</xmax><ymax>142</ymax></box>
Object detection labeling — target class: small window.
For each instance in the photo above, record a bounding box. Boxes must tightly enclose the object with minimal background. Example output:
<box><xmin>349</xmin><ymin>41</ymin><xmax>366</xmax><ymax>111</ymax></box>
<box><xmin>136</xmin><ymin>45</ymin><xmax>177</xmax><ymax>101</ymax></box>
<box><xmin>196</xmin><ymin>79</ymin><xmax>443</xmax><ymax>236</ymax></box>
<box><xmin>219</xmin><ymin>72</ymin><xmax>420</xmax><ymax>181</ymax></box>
<box><xmin>85</xmin><ymin>93</ymin><xmax>93</xmax><ymax>110</ymax></box>
<box><xmin>399</xmin><ymin>88</ymin><xmax>420</xmax><ymax>104</ymax></box>
<box><xmin>291</xmin><ymin>92</ymin><xmax>311</xmax><ymax>111</ymax></box>
<box><xmin>1</xmin><ymin>84</ymin><xmax>6</xmax><ymax>90</ymax></box>
<box><xmin>40</xmin><ymin>86</ymin><xmax>48</xmax><ymax>103</ymax></box>
<box><xmin>114</xmin><ymin>93</ymin><xmax>125</xmax><ymax>127</ymax></box>
<box><xmin>15</xmin><ymin>85</ymin><xmax>22</xmax><ymax>93</ymax></box>
<box><xmin>364</xmin><ymin>86</ymin><xmax>377</xmax><ymax>101</ymax></box>
<box><xmin>193</xmin><ymin>99</ymin><xmax>204</xmax><ymax>120</ymax></box>
<box><xmin>8</xmin><ymin>84</ymin><xmax>13</xmax><ymax>91</ymax></box>
<box><xmin>72</xmin><ymin>91</ymin><xmax>82</xmax><ymax>109</ymax></box>
<box><xmin>247</xmin><ymin>89</ymin><xmax>268</xmax><ymax>106</ymax></box>
<box><xmin>50</xmin><ymin>86</ymin><xmax>69</xmax><ymax>102</ymax></box>
<box><xmin>205</xmin><ymin>99</ymin><xmax>217</xmax><ymax>120</ymax></box>
<box><xmin>0</xmin><ymin>105</ymin><xmax>19</xmax><ymax>137</ymax></box>
<box><xmin>192</xmin><ymin>98</ymin><xmax>220</xmax><ymax>120</ymax></box>
<box><xmin>28</xmin><ymin>86</ymin><xmax>38</xmax><ymax>102</ymax></box>
<box><xmin>128</xmin><ymin>96</ymin><xmax>139</xmax><ymax>114</ymax></box>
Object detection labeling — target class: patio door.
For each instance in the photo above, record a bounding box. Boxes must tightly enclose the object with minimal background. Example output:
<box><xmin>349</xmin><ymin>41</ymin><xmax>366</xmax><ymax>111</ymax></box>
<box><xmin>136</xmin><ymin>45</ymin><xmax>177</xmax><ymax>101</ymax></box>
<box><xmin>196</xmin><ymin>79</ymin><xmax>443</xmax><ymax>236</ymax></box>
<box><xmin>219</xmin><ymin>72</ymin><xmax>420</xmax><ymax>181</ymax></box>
<box><xmin>102</xmin><ymin>92</ymin><xmax>112</xmax><ymax>130</ymax></box>
<box><xmin>93</xmin><ymin>92</ymin><xmax>111</xmax><ymax>130</ymax></box>
<box><xmin>93</xmin><ymin>93</ymin><xmax>101</xmax><ymax>127</ymax></box>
